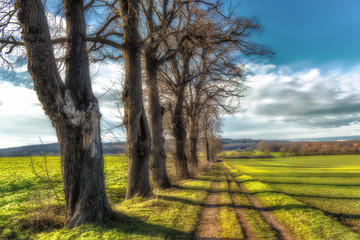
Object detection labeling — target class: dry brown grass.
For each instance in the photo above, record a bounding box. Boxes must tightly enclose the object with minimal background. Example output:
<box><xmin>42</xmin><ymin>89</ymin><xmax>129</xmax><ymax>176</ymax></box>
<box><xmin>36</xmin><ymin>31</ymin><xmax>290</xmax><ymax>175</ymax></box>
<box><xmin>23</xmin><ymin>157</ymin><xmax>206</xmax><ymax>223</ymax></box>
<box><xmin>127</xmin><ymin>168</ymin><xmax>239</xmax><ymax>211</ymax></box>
<box><xmin>16</xmin><ymin>190</ymin><xmax>64</xmax><ymax>232</ymax></box>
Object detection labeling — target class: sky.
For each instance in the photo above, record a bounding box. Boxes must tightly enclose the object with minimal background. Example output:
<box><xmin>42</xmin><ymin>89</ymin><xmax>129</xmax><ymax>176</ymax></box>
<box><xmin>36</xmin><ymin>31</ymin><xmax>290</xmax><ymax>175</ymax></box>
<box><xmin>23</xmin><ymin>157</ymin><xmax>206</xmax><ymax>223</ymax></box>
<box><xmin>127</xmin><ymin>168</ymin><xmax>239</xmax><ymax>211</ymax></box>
<box><xmin>1</xmin><ymin>0</ymin><xmax>360</xmax><ymax>147</ymax></box>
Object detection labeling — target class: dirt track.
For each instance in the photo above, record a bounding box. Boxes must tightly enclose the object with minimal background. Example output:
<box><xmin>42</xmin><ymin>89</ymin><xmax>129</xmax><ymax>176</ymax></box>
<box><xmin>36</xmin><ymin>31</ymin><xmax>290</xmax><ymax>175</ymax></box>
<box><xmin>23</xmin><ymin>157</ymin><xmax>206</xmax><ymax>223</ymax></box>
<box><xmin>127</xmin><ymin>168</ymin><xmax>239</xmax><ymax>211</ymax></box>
<box><xmin>194</xmin><ymin>161</ymin><xmax>295</xmax><ymax>240</ymax></box>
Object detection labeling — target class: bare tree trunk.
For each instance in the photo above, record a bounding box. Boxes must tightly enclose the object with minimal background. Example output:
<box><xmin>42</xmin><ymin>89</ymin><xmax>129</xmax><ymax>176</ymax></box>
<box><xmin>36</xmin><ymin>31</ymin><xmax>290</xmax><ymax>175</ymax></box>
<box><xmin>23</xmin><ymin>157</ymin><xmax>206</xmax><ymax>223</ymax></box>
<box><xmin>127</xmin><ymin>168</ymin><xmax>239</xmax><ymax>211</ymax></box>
<box><xmin>144</xmin><ymin>54</ymin><xmax>171</xmax><ymax>189</ymax></box>
<box><xmin>172</xmin><ymin>83</ymin><xmax>191</xmax><ymax>179</ymax></box>
<box><xmin>17</xmin><ymin>0</ymin><xmax>113</xmax><ymax>228</ymax></box>
<box><xmin>119</xmin><ymin>0</ymin><xmax>152</xmax><ymax>199</ymax></box>
<box><xmin>205</xmin><ymin>133</ymin><xmax>210</xmax><ymax>162</ymax></box>
<box><xmin>188</xmin><ymin>116</ymin><xmax>199</xmax><ymax>167</ymax></box>
<box><xmin>203</xmin><ymin>118</ymin><xmax>211</xmax><ymax>162</ymax></box>
<box><xmin>209</xmin><ymin>137</ymin><xmax>216</xmax><ymax>162</ymax></box>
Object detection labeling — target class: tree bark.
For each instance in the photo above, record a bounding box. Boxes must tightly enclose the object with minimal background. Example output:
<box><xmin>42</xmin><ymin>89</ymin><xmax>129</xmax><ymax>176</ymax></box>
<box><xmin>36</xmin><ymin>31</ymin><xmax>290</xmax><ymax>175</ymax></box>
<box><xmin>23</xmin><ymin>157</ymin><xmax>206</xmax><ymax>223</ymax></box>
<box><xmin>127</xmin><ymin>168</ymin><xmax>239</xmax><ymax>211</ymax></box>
<box><xmin>188</xmin><ymin>115</ymin><xmax>199</xmax><ymax>167</ymax></box>
<box><xmin>172</xmin><ymin>82</ymin><xmax>191</xmax><ymax>179</ymax></box>
<box><xmin>203</xmin><ymin>117</ymin><xmax>211</xmax><ymax>162</ymax></box>
<box><xmin>57</xmin><ymin>115</ymin><xmax>112</xmax><ymax>228</ymax></box>
<box><xmin>144</xmin><ymin>53</ymin><xmax>171</xmax><ymax>189</ymax></box>
<box><xmin>17</xmin><ymin>0</ymin><xmax>113</xmax><ymax>228</ymax></box>
<box><xmin>204</xmin><ymin>132</ymin><xmax>211</xmax><ymax>162</ymax></box>
<box><xmin>119</xmin><ymin>0</ymin><xmax>152</xmax><ymax>199</ymax></box>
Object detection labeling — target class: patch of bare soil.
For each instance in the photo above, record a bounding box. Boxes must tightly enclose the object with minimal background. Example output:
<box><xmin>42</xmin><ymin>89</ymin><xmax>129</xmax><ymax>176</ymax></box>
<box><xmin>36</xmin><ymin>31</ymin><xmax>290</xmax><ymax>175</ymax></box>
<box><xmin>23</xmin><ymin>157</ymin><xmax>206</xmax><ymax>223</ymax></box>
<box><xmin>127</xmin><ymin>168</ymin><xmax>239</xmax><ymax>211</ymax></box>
<box><xmin>194</xmin><ymin>178</ymin><xmax>221</xmax><ymax>239</ymax></box>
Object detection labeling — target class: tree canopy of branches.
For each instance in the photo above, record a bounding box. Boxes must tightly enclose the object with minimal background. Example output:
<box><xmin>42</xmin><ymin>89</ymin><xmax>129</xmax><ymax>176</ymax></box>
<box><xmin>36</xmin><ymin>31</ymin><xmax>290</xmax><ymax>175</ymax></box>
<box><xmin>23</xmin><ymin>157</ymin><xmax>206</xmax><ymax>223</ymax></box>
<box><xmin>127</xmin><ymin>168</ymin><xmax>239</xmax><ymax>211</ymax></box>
<box><xmin>1</xmin><ymin>0</ymin><xmax>272</xmax><ymax>217</ymax></box>
<box><xmin>159</xmin><ymin>0</ymin><xmax>271</xmax><ymax>178</ymax></box>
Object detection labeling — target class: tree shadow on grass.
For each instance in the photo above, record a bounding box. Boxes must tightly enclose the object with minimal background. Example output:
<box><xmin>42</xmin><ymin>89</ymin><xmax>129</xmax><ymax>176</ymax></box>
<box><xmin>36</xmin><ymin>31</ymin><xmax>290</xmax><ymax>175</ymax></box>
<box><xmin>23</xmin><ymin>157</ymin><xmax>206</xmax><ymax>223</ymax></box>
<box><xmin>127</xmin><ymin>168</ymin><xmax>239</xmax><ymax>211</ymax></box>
<box><xmin>13</xmin><ymin>210</ymin><xmax>194</xmax><ymax>240</ymax></box>
<box><xmin>259</xmin><ymin>180</ymin><xmax>360</xmax><ymax>187</ymax></box>
<box><xmin>106</xmin><ymin>188</ymin><xmax>126</xmax><ymax>204</ymax></box>
<box><xmin>252</xmin><ymin>173</ymin><xmax>360</xmax><ymax>178</ymax></box>
<box><xmin>157</xmin><ymin>194</ymin><xmax>257</xmax><ymax>211</ymax></box>
<box><xmin>88</xmin><ymin>213</ymin><xmax>193</xmax><ymax>240</ymax></box>
<box><xmin>195</xmin><ymin>237</ymin><xmax>243</xmax><ymax>240</ymax></box>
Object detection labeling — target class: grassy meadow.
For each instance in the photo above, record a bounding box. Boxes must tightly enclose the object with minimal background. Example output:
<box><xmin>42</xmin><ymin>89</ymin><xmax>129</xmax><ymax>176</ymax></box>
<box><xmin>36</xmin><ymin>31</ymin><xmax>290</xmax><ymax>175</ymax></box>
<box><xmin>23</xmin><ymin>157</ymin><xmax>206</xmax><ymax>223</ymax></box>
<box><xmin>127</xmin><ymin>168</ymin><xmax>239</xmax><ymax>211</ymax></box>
<box><xmin>2</xmin><ymin>153</ymin><xmax>360</xmax><ymax>239</ymax></box>
<box><xmin>225</xmin><ymin>154</ymin><xmax>360</xmax><ymax>239</ymax></box>
<box><xmin>0</xmin><ymin>155</ymin><xmax>214</xmax><ymax>239</ymax></box>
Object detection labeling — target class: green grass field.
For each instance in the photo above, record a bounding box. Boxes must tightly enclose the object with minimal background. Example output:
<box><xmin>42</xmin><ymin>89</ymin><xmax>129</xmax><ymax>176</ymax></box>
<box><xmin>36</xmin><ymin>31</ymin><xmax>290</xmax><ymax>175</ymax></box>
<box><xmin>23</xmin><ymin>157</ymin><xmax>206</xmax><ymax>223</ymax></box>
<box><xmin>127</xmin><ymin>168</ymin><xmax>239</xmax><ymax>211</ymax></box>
<box><xmin>225</xmin><ymin>154</ymin><xmax>360</xmax><ymax>239</ymax></box>
<box><xmin>2</xmin><ymin>154</ymin><xmax>360</xmax><ymax>239</ymax></box>
<box><xmin>0</xmin><ymin>156</ymin><xmax>213</xmax><ymax>239</ymax></box>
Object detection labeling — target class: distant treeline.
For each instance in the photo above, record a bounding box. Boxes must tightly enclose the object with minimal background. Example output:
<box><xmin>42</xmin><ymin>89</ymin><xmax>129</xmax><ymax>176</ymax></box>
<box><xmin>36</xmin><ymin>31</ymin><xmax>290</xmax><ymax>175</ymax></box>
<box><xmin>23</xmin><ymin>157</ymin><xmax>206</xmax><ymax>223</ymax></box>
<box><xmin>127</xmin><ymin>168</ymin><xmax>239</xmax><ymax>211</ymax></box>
<box><xmin>258</xmin><ymin>140</ymin><xmax>360</xmax><ymax>156</ymax></box>
<box><xmin>1</xmin><ymin>139</ymin><xmax>259</xmax><ymax>157</ymax></box>
<box><xmin>3</xmin><ymin>138</ymin><xmax>359</xmax><ymax>157</ymax></box>
<box><xmin>0</xmin><ymin>142</ymin><xmax>126</xmax><ymax>157</ymax></box>
<box><xmin>221</xmin><ymin>139</ymin><xmax>290</xmax><ymax>151</ymax></box>
<box><xmin>222</xmin><ymin>139</ymin><xmax>261</xmax><ymax>150</ymax></box>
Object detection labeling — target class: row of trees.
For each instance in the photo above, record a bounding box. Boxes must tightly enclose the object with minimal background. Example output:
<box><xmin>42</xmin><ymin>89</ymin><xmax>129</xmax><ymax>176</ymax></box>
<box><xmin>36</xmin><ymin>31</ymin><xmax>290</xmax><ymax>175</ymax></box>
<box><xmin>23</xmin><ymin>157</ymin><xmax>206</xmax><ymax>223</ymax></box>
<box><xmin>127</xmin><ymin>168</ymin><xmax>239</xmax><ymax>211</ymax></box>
<box><xmin>258</xmin><ymin>140</ymin><xmax>360</xmax><ymax>156</ymax></box>
<box><xmin>0</xmin><ymin>0</ymin><xmax>268</xmax><ymax>228</ymax></box>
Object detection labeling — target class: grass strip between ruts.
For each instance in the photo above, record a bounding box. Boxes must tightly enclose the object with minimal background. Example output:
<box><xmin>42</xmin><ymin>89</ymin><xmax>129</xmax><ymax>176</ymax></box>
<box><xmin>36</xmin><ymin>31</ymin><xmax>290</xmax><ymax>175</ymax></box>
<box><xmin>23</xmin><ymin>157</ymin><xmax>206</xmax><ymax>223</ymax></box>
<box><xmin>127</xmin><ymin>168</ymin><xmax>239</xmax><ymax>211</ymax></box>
<box><xmin>218</xmin><ymin>177</ymin><xmax>243</xmax><ymax>239</ymax></box>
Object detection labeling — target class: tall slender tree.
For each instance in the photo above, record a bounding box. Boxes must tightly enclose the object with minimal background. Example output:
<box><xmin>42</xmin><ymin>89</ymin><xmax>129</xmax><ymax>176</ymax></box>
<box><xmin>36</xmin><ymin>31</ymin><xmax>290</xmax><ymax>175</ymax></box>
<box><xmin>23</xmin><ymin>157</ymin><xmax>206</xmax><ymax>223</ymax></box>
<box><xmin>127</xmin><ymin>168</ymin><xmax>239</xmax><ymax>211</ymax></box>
<box><xmin>118</xmin><ymin>0</ymin><xmax>152</xmax><ymax>199</ymax></box>
<box><xmin>140</xmin><ymin>0</ymin><xmax>180</xmax><ymax>189</ymax></box>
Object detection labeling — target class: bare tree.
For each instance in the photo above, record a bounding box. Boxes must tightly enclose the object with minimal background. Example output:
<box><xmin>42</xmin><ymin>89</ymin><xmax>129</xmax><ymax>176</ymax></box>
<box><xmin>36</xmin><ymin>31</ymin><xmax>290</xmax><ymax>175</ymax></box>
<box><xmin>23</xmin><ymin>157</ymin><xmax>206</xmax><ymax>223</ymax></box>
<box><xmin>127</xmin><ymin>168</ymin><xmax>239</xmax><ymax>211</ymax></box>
<box><xmin>140</xmin><ymin>0</ymin><xmax>181</xmax><ymax>189</ymax></box>
<box><xmin>160</xmin><ymin>46</ymin><xmax>194</xmax><ymax>179</ymax></box>
<box><xmin>11</xmin><ymin>0</ymin><xmax>114</xmax><ymax>228</ymax></box>
<box><xmin>160</xmin><ymin>1</ymin><xmax>271</xmax><ymax>178</ymax></box>
<box><xmin>200</xmin><ymin>108</ymin><xmax>222</xmax><ymax>162</ymax></box>
<box><xmin>59</xmin><ymin>0</ymin><xmax>153</xmax><ymax>199</ymax></box>
<box><xmin>184</xmin><ymin>45</ymin><xmax>246</xmax><ymax>168</ymax></box>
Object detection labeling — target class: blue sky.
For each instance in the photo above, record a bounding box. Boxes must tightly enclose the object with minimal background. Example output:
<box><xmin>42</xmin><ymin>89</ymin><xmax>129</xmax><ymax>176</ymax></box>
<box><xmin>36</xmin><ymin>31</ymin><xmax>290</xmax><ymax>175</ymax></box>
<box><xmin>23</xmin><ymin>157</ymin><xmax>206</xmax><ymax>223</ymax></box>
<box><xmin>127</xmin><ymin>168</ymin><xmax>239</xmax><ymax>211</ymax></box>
<box><xmin>1</xmin><ymin>0</ymin><xmax>360</xmax><ymax>147</ymax></box>
<box><xmin>223</xmin><ymin>0</ymin><xmax>360</xmax><ymax>139</ymax></box>
<box><xmin>235</xmin><ymin>0</ymin><xmax>360</xmax><ymax>68</ymax></box>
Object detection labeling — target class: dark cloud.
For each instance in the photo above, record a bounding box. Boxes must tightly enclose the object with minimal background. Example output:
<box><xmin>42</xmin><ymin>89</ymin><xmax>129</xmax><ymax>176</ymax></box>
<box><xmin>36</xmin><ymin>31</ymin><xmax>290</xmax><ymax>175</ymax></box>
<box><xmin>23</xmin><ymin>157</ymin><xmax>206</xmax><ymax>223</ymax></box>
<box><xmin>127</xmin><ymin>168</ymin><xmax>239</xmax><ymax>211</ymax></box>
<box><xmin>283</xmin><ymin>115</ymin><xmax>360</xmax><ymax>128</ymax></box>
<box><xmin>246</xmin><ymin>65</ymin><xmax>360</xmax><ymax>129</ymax></box>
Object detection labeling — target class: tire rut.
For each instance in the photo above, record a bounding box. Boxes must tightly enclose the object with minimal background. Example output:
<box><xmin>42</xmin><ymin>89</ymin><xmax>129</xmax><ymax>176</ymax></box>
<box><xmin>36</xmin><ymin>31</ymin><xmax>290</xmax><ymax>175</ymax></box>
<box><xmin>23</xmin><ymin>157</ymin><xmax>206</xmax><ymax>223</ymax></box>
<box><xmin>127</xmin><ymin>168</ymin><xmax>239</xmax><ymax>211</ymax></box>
<box><xmin>223</xmin><ymin>162</ymin><xmax>296</xmax><ymax>240</ymax></box>
<box><xmin>194</xmin><ymin>174</ymin><xmax>221</xmax><ymax>239</ymax></box>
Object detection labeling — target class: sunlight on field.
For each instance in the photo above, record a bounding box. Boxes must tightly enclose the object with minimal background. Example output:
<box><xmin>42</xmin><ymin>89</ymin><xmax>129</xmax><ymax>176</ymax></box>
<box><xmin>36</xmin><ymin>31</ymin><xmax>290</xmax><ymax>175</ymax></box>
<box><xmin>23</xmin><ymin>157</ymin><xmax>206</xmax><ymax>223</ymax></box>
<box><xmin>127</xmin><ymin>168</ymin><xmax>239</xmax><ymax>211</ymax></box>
<box><xmin>3</xmin><ymin>154</ymin><xmax>360</xmax><ymax>239</ymax></box>
<box><xmin>0</xmin><ymin>156</ymin><xmax>129</xmax><ymax>239</ymax></box>
<box><xmin>225</xmin><ymin>155</ymin><xmax>360</xmax><ymax>235</ymax></box>
<box><xmin>0</xmin><ymin>156</ymin><xmax>215</xmax><ymax>239</ymax></box>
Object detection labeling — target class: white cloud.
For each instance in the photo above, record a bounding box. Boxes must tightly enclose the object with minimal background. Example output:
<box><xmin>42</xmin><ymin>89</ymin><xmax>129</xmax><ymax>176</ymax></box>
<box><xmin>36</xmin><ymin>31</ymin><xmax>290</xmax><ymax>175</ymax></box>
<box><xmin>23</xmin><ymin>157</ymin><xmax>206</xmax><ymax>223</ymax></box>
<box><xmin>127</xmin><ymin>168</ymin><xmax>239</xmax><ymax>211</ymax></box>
<box><xmin>223</xmin><ymin>62</ymin><xmax>360</xmax><ymax>140</ymax></box>
<box><xmin>0</xmin><ymin>82</ymin><xmax>57</xmax><ymax>148</ymax></box>
<box><xmin>0</xmin><ymin>62</ymin><xmax>124</xmax><ymax>148</ymax></box>
<box><xmin>2</xmin><ymin>60</ymin><xmax>360</xmax><ymax>147</ymax></box>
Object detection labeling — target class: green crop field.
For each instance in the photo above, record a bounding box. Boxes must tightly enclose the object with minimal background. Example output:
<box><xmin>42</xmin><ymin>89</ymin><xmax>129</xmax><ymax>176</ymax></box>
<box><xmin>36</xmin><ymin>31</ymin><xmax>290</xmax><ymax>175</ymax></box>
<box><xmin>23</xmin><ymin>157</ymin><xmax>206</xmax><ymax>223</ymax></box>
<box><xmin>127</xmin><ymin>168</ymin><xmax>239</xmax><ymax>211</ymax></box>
<box><xmin>224</xmin><ymin>154</ymin><xmax>360</xmax><ymax>238</ymax></box>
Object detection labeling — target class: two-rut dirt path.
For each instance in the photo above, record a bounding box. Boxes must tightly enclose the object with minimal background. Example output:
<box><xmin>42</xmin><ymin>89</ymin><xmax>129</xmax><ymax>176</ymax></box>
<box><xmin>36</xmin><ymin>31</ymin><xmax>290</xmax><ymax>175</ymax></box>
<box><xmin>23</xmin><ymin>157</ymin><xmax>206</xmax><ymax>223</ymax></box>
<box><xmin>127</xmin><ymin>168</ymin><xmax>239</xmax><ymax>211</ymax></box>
<box><xmin>194</xmin><ymin>161</ymin><xmax>295</xmax><ymax>240</ymax></box>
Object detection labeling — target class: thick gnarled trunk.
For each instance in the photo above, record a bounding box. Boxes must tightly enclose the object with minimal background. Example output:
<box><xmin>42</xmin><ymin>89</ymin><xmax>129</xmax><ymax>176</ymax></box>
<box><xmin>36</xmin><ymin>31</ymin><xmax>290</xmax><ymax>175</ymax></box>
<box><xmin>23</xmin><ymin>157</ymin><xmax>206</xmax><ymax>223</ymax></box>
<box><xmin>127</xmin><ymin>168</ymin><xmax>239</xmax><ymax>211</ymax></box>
<box><xmin>144</xmin><ymin>54</ymin><xmax>171</xmax><ymax>189</ymax></box>
<box><xmin>57</xmin><ymin>108</ymin><xmax>112</xmax><ymax>228</ymax></box>
<box><xmin>120</xmin><ymin>0</ymin><xmax>152</xmax><ymax>199</ymax></box>
<box><xmin>17</xmin><ymin>0</ymin><xmax>113</xmax><ymax>228</ymax></box>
